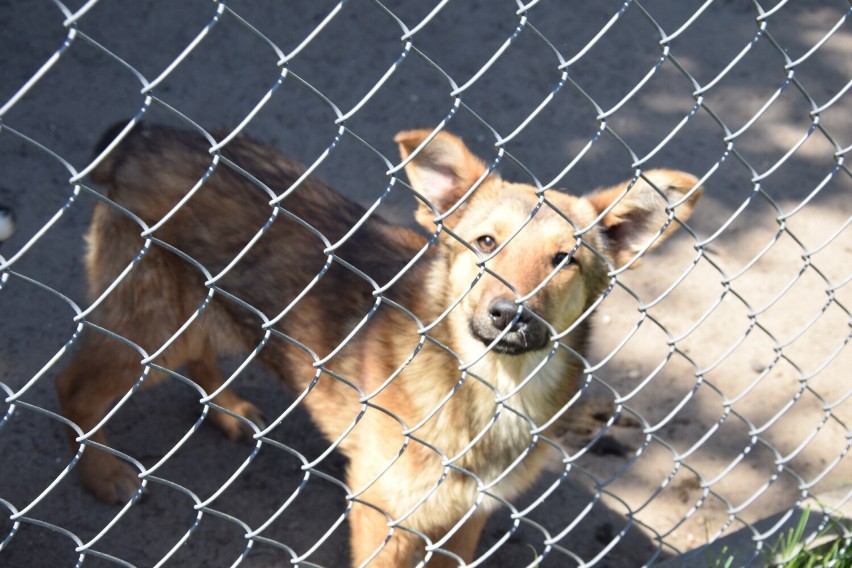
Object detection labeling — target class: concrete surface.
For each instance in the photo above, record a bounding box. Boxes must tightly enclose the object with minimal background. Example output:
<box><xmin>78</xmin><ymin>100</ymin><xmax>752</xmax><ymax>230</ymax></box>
<box><xmin>1</xmin><ymin>1</ymin><xmax>850</xmax><ymax>566</ymax></box>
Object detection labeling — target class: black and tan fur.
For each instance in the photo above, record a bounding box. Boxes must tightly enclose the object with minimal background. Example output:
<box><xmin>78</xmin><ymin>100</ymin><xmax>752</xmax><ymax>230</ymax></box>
<box><xmin>56</xmin><ymin>122</ymin><xmax>700</xmax><ymax>566</ymax></box>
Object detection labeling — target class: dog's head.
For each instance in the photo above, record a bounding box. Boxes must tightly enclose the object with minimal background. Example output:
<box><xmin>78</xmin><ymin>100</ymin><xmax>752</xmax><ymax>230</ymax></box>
<box><xmin>395</xmin><ymin>130</ymin><xmax>701</xmax><ymax>359</ymax></box>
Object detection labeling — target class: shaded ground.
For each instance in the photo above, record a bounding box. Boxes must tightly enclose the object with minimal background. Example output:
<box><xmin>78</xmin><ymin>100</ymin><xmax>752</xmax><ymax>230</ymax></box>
<box><xmin>0</xmin><ymin>1</ymin><xmax>849</xmax><ymax>566</ymax></box>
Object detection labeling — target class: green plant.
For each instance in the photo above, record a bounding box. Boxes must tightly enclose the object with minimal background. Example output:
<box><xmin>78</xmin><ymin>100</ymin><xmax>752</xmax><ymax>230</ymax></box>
<box><xmin>709</xmin><ymin>509</ymin><xmax>852</xmax><ymax>568</ymax></box>
<box><xmin>709</xmin><ymin>545</ymin><xmax>734</xmax><ymax>568</ymax></box>
<box><xmin>767</xmin><ymin>509</ymin><xmax>851</xmax><ymax>568</ymax></box>
<box><xmin>527</xmin><ymin>544</ymin><xmax>541</xmax><ymax>567</ymax></box>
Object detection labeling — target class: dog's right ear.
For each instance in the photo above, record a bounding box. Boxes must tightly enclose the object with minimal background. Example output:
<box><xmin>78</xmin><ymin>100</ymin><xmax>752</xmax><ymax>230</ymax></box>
<box><xmin>395</xmin><ymin>129</ymin><xmax>488</xmax><ymax>230</ymax></box>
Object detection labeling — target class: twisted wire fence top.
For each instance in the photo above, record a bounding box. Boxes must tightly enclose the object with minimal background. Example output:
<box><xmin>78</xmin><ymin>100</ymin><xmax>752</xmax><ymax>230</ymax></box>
<box><xmin>0</xmin><ymin>0</ymin><xmax>850</xmax><ymax>566</ymax></box>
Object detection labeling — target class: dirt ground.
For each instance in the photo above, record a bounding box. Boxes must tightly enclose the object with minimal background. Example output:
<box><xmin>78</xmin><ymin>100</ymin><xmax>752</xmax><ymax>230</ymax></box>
<box><xmin>0</xmin><ymin>1</ymin><xmax>849</xmax><ymax>567</ymax></box>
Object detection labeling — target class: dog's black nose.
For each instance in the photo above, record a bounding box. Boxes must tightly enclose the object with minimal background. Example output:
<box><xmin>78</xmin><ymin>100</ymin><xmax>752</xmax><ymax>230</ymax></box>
<box><xmin>489</xmin><ymin>298</ymin><xmax>525</xmax><ymax>330</ymax></box>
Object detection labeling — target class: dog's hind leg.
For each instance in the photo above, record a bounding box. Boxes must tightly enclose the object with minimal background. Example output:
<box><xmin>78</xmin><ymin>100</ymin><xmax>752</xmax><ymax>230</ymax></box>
<box><xmin>186</xmin><ymin>338</ymin><xmax>265</xmax><ymax>440</ymax></box>
<box><xmin>55</xmin><ymin>333</ymin><xmax>152</xmax><ymax>504</ymax></box>
<box><xmin>57</xmin><ymin>208</ymin><xmax>262</xmax><ymax>502</ymax></box>
<box><xmin>56</xmin><ymin>324</ymin><xmax>264</xmax><ymax>503</ymax></box>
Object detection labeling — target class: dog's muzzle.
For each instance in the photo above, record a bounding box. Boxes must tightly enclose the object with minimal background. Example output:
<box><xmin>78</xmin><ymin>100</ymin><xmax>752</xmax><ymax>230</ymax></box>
<box><xmin>470</xmin><ymin>297</ymin><xmax>549</xmax><ymax>355</ymax></box>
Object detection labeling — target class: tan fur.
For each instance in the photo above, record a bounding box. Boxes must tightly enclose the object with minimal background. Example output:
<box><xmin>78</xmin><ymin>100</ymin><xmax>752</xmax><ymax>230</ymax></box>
<box><xmin>56</xmin><ymin>123</ymin><xmax>701</xmax><ymax>566</ymax></box>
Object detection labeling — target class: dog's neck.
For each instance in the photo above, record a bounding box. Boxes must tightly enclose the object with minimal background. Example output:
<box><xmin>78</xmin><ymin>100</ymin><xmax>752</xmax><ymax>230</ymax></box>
<box><xmin>458</xmin><ymin>339</ymin><xmax>584</xmax><ymax>425</ymax></box>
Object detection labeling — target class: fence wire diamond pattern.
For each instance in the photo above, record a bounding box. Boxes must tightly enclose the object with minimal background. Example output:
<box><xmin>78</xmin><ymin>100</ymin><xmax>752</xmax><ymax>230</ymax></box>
<box><xmin>0</xmin><ymin>1</ymin><xmax>850</xmax><ymax>567</ymax></box>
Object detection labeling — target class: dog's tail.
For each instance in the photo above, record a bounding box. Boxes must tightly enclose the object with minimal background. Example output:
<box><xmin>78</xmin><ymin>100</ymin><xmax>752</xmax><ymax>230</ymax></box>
<box><xmin>90</xmin><ymin>120</ymin><xmax>129</xmax><ymax>186</ymax></box>
<box><xmin>88</xmin><ymin>121</ymin><xmax>222</xmax><ymax>224</ymax></box>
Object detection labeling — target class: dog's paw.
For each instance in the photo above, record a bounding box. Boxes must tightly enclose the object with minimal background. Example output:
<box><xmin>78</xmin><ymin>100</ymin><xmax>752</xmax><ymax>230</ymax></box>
<box><xmin>210</xmin><ymin>398</ymin><xmax>266</xmax><ymax>442</ymax></box>
<box><xmin>554</xmin><ymin>398</ymin><xmax>617</xmax><ymax>438</ymax></box>
<box><xmin>77</xmin><ymin>450</ymin><xmax>141</xmax><ymax>504</ymax></box>
<box><xmin>553</xmin><ymin>397</ymin><xmax>640</xmax><ymax>457</ymax></box>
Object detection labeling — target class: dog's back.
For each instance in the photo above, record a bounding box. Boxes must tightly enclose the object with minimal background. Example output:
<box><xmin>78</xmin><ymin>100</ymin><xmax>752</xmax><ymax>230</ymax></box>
<box><xmin>86</xmin><ymin>123</ymin><xmax>424</xmax><ymax>352</ymax></box>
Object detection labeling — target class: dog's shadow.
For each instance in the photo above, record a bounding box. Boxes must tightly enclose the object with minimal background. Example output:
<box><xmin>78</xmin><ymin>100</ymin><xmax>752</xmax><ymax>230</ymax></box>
<box><xmin>134</xmin><ymin>371</ymin><xmax>665</xmax><ymax>567</ymax></box>
<box><xmin>5</xmin><ymin>363</ymin><xmax>663</xmax><ymax>568</ymax></box>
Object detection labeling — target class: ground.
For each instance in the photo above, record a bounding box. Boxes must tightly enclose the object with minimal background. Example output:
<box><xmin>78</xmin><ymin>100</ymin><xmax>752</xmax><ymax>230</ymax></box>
<box><xmin>0</xmin><ymin>1</ymin><xmax>849</xmax><ymax>566</ymax></box>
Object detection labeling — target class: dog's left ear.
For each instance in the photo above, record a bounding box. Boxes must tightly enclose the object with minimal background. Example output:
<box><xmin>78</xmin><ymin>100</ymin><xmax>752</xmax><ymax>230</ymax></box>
<box><xmin>586</xmin><ymin>169</ymin><xmax>702</xmax><ymax>268</ymax></box>
<box><xmin>395</xmin><ymin>129</ymin><xmax>489</xmax><ymax>230</ymax></box>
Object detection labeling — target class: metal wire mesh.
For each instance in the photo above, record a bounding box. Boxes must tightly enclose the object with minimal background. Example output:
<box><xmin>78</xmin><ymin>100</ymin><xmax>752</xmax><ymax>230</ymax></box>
<box><xmin>1</xmin><ymin>0</ymin><xmax>850</xmax><ymax>566</ymax></box>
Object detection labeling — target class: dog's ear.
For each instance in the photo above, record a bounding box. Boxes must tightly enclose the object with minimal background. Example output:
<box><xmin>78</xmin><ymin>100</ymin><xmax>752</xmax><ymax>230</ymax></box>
<box><xmin>395</xmin><ymin>129</ymin><xmax>488</xmax><ymax>229</ymax></box>
<box><xmin>586</xmin><ymin>169</ymin><xmax>701</xmax><ymax>268</ymax></box>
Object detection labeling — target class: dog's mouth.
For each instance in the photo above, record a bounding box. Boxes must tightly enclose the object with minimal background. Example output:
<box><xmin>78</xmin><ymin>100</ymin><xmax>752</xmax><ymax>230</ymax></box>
<box><xmin>469</xmin><ymin>299</ymin><xmax>549</xmax><ymax>355</ymax></box>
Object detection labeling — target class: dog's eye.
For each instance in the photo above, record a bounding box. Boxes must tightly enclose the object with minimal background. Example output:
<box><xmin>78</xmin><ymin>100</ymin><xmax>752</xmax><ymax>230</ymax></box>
<box><xmin>475</xmin><ymin>235</ymin><xmax>497</xmax><ymax>253</ymax></box>
<box><xmin>552</xmin><ymin>252</ymin><xmax>578</xmax><ymax>268</ymax></box>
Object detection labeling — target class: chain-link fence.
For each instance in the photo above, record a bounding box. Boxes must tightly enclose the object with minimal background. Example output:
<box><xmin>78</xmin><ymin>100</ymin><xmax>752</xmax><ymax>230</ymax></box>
<box><xmin>1</xmin><ymin>1</ymin><xmax>850</xmax><ymax>566</ymax></box>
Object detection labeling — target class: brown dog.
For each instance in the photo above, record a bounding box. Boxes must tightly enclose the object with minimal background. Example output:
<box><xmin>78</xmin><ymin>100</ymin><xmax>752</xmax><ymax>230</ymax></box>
<box><xmin>56</xmin><ymin>122</ymin><xmax>700</xmax><ymax>566</ymax></box>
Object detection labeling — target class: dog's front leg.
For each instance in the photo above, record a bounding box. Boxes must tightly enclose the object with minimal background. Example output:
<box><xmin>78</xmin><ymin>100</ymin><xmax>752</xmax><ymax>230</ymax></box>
<box><xmin>427</xmin><ymin>513</ymin><xmax>490</xmax><ymax>567</ymax></box>
<box><xmin>348</xmin><ymin>498</ymin><xmax>490</xmax><ymax>567</ymax></box>
<box><xmin>349</xmin><ymin>500</ymin><xmax>419</xmax><ymax>567</ymax></box>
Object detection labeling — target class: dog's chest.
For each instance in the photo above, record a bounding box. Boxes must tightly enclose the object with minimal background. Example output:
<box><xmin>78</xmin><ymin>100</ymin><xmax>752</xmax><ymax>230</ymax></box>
<box><xmin>457</xmin><ymin>354</ymin><xmax>571</xmax><ymax>498</ymax></box>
